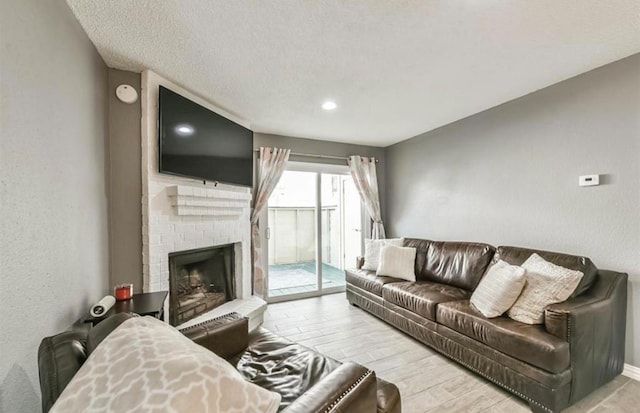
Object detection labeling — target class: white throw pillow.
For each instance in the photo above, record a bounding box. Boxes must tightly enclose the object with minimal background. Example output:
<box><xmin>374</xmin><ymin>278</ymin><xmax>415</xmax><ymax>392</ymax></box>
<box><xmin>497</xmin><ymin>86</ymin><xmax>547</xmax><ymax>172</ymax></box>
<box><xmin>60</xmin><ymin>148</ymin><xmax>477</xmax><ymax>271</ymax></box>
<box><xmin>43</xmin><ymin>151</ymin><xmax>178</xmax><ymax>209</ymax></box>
<box><xmin>507</xmin><ymin>253</ymin><xmax>584</xmax><ymax>325</ymax></box>
<box><xmin>51</xmin><ymin>316</ymin><xmax>281</xmax><ymax>413</ymax></box>
<box><xmin>470</xmin><ymin>260</ymin><xmax>526</xmax><ymax>318</ymax></box>
<box><xmin>362</xmin><ymin>238</ymin><xmax>404</xmax><ymax>271</ymax></box>
<box><xmin>376</xmin><ymin>245</ymin><xmax>417</xmax><ymax>281</ymax></box>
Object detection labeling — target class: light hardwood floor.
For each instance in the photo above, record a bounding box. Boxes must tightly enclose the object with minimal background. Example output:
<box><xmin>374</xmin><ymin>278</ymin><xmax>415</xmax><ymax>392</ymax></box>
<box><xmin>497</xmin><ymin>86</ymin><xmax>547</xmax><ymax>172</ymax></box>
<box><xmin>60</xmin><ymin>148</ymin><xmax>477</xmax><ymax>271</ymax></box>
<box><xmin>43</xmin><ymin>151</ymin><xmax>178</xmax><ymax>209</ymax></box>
<box><xmin>262</xmin><ymin>292</ymin><xmax>639</xmax><ymax>413</ymax></box>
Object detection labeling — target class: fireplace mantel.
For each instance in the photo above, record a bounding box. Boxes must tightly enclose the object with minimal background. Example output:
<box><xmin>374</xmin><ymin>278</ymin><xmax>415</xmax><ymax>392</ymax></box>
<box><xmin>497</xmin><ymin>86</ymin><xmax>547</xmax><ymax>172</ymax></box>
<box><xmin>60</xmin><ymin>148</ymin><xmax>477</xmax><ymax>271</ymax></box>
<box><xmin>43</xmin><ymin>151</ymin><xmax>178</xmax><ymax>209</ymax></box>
<box><xmin>167</xmin><ymin>185</ymin><xmax>251</xmax><ymax>217</ymax></box>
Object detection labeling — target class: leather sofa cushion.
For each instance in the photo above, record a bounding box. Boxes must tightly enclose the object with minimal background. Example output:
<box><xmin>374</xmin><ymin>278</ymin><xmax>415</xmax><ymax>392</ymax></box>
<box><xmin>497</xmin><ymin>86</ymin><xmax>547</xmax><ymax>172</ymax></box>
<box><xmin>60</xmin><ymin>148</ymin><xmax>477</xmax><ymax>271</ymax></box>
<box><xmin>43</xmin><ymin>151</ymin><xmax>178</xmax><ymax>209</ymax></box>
<box><xmin>437</xmin><ymin>300</ymin><xmax>570</xmax><ymax>374</ymax></box>
<box><xmin>179</xmin><ymin>312</ymin><xmax>249</xmax><ymax>360</ymax></box>
<box><xmin>86</xmin><ymin>313</ymin><xmax>134</xmax><ymax>354</ymax></box>
<box><xmin>403</xmin><ymin>238</ymin><xmax>434</xmax><ymax>279</ymax></box>
<box><xmin>345</xmin><ymin>268</ymin><xmax>405</xmax><ymax>297</ymax></box>
<box><xmin>382</xmin><ymin>281</ymin><xmax>470</xmax><ymax>321</ymax></box>
<box><xmin>407</xmin><ymin>240</ymin><xmax>495</xmax><ymax>291</ymax></box>
<box><xmin>493</xmin><ymin>246</ymin><xmax>597</xmax><ymax>297</ymax></box>
<box><xmin>231</xmin><ymin>328</ymin><xmax>342</xmax><ymax>410</ymax></box>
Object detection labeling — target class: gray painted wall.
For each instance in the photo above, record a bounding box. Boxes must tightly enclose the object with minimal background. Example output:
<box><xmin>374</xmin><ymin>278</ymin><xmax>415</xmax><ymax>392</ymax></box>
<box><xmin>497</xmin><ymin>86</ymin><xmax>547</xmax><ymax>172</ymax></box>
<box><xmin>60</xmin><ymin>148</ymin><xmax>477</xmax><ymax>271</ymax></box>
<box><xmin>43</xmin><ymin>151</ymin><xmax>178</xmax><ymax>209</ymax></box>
<box><xmin>0</xmin><ymin>0</ymin><xmax>109</xmax><ymax>411</ymax></box>
<box><xmin>254</xmin><ymin>133</ymin><xmax>387</xmax><ymax>218</ymax></box>
<box><xmin>385</xmin><ymin>54</ymin><xmax>640</xmax><ymax>365</ymax></box>
<box><xmin>108</xmin><ymin>69</ymin><xmax>143</xmax><ymax>292</ymax></box>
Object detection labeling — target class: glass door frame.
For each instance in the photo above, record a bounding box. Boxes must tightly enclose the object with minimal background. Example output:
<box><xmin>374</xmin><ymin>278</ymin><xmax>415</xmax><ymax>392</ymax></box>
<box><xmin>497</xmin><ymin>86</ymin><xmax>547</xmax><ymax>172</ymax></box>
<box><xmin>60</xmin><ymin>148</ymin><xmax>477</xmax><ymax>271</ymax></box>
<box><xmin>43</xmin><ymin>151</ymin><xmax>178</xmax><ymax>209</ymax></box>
<box><xmin>262</xmin><ymin>161</ymin><xmax>366</xmax><ymax>303</ymax></box>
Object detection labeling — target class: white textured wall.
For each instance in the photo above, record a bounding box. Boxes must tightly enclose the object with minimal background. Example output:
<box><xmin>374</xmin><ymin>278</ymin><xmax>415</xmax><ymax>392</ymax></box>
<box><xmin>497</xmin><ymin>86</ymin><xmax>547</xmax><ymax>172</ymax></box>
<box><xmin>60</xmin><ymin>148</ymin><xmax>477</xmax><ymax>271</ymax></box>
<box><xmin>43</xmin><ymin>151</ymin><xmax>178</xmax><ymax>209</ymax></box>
<box><xmin>0</xmin><ymin>0</ymin><xmax>109</xmax><ymax>411</ymax></box>
<box><xmin>386</xmin><ymin>54</ymin><xmax>640</xmax><ymax>365</ymax></box>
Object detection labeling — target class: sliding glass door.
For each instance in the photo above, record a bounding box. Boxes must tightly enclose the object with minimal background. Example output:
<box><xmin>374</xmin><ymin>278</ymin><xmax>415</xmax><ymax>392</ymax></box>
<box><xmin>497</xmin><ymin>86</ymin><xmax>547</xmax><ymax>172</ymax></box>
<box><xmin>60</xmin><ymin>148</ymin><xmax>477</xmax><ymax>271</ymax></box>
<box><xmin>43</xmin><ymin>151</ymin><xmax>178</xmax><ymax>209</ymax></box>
<box><xmin>266</xmin><ymin>164</ymin><xmax>362</xmax><ymax>301</ymax></box>
<box><xmin>267</xmin><ymin>171</ymin><xmax>318</xmax><ymax>297</ymax></box>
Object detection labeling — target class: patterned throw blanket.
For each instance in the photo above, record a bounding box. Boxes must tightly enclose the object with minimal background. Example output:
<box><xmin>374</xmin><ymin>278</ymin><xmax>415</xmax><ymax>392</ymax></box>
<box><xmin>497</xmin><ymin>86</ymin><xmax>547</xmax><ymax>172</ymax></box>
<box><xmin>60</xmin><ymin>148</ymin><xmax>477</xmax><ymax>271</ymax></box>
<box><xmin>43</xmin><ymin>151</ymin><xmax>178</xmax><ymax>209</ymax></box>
<box><xmin>51</xmin><ymin>316</ymin><xmax>281</xmax><ymax>413</ymax></box>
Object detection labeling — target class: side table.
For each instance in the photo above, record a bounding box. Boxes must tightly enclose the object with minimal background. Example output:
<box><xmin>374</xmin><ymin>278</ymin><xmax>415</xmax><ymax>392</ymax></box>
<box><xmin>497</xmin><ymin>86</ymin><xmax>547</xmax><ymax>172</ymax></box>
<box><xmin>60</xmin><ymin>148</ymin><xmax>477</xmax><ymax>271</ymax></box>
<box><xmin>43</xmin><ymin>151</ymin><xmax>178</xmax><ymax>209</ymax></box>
<box><xmin>84</xmin><ymin>291</ymin><xmax>168</xmax><ymax>326</ymax></box>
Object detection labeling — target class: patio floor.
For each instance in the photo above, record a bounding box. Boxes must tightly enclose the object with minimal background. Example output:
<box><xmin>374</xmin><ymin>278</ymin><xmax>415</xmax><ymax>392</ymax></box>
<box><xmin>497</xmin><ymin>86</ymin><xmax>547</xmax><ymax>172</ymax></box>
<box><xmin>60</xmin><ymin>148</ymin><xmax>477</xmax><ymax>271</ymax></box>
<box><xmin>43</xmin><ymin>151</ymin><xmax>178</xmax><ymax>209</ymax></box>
<box><xmin>268</xmin><ymin>262</ymin><xmax>345</xmax><ymax>297</ymax></box>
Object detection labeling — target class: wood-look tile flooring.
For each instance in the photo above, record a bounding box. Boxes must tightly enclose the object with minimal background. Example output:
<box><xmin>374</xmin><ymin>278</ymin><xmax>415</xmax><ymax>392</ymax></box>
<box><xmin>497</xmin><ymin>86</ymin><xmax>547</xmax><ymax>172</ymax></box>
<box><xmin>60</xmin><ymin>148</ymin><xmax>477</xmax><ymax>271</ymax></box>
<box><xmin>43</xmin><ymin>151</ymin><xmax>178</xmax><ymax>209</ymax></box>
<box><xmin>262</xmin><ymin>292</ymin><xmax>639</xmax><ymax>413</ymax></box>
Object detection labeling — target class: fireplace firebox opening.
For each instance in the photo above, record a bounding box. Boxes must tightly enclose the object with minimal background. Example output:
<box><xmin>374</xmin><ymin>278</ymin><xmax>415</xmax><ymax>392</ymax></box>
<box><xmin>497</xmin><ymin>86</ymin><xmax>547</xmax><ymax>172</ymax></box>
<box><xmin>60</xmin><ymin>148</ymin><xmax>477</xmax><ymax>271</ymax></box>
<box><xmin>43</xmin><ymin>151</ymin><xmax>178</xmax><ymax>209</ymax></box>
<box><xmin>168</xmin><ymin>244</ymin><xmax>236</xmax><ymax>326</ymax></box>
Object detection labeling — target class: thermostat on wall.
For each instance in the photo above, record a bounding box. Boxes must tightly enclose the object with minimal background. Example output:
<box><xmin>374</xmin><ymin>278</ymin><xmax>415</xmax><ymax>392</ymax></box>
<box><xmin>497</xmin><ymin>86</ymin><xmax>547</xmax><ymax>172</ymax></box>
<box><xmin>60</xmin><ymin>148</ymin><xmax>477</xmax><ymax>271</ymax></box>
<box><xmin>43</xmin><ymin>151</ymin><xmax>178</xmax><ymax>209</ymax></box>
<box><xmin>579</xmin><ymin>175</ymin><xmax>600</xmax><ymax>187</ymax></box>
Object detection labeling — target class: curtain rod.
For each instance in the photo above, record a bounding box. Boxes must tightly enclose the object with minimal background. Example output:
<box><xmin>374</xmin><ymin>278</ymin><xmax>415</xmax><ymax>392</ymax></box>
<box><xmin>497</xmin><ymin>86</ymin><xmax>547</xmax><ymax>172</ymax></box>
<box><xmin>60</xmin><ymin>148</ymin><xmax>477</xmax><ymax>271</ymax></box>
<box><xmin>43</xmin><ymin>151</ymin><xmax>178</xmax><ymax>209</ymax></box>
<box><xmin>254</xmin><ymin>149</ymin><xmax>379</xmax><ymax>163</ymax></box>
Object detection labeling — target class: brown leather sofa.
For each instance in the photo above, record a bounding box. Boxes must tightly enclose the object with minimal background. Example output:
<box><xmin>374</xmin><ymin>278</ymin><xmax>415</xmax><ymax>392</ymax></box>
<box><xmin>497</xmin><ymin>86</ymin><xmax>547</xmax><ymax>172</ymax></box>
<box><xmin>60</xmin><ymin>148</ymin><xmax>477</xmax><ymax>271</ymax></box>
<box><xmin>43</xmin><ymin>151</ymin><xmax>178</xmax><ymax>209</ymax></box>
<box><xmin>38</xmin><ymin>312</ymin><xmax>401</xmax><ymax>413</ymax></box>
<box><xmin>346</xmin><ymin>238</ymin><xmax>627</xmax><ymax>413</ymax></box>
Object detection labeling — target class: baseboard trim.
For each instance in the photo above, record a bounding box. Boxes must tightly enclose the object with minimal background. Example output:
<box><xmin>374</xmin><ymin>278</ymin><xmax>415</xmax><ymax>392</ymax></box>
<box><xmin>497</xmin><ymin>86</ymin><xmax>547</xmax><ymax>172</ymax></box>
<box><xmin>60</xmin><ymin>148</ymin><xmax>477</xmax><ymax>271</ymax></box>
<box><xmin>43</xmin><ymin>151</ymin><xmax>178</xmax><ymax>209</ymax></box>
<box><xmin>623</xmin><ymin>363</ymin><xmax>640</xmax><ymax>381</ymax></box>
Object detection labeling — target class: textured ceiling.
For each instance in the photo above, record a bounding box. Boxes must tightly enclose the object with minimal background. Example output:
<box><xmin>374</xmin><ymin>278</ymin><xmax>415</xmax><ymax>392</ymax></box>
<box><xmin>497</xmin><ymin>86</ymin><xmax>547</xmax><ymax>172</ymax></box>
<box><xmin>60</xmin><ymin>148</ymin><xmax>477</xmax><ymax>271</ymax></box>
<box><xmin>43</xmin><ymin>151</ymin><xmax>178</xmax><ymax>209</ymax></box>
<box><xmin>66</xmin><ymin>0</ymin><xmax>640</xmax><ymax>146</ymax></box>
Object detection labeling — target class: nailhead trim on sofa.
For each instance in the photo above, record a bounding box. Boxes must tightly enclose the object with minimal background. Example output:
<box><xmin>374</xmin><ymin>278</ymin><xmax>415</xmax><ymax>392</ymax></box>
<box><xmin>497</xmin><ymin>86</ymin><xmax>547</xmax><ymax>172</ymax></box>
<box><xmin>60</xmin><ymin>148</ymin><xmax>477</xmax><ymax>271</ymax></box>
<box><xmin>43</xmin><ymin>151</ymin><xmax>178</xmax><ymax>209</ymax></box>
<box><xmin>322</xmin><ymin>370</ymin><xmax>374</xmax><ymax>413</ymax></box>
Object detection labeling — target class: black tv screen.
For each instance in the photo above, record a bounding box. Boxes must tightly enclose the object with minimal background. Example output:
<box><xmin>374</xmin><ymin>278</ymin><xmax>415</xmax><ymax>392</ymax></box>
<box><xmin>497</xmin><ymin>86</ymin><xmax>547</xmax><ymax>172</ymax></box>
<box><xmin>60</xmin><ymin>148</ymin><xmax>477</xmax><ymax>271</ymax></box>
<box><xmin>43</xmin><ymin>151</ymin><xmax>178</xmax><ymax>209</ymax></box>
<box><xmin>158</xmin><ymin>86</ymin><xmax>253</xmax><ymax>187</ymax></box>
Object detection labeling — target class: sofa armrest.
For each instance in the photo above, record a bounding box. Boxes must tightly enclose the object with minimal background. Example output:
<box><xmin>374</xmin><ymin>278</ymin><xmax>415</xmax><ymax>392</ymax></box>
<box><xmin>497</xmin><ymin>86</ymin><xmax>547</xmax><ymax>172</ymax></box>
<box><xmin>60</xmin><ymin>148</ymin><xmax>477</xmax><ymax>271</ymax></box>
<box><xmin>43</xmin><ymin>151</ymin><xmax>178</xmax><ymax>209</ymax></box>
<box><xmin>283</xmin><ymin>362</ymin><xmax>377</xmax><ymax>413</ymax></box>
<box><xmin>38</xmin><ymin>330</ymin><xmax>89</xmax><ymax>413</ymax></box>
<box><xmin>179</xmin><ymin>312</ymin><xmax>248</xmax><ymax>359</ymax></box>
<box><xmin>544</xmin><ymin>270</ymin><xmax>627</xmax><ymax>403</ymax></box>
<box><xmin>356</xmin><ymin>256</ymin><xmax>365</xmax><ymax>270</ymax></box>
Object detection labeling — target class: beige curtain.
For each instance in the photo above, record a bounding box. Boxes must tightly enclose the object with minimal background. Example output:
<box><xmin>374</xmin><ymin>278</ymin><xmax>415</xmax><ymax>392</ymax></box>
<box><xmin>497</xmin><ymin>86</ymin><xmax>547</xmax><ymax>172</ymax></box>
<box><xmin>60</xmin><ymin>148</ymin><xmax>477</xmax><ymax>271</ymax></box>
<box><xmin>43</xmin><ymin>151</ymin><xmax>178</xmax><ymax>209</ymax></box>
<box><xmin>251</xmin><ymin>147</ymin><xmax>290</xmax><ymax>297</ymax></box>
<box><xmin>348</xmin><ymin>156</ymin><xmax>385</xmax><ymax>239</ymax></box>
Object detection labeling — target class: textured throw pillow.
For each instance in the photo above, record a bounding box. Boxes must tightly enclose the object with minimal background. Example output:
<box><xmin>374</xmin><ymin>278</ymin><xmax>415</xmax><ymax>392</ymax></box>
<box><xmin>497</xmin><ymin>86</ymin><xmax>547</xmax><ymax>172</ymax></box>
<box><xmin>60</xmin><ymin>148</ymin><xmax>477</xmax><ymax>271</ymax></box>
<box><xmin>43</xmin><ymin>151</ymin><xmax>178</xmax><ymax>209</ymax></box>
<box><xmin>507</xmin><ymin>253</ymin><xmax>584</xmax><ymax>324</ymax></box>
<box><xmin>376</xmin><ymin>245</ymin><xmax>417</xmax><ymax>281</ymax></box>
<box><xmin>470</xmin><ymin>260</ymin><xmax>526</xmax><ymax>318</ymax></box>
<box><xmin>51</xmin><ymin>316</ymin><xmax>281</xmax><ymax>413</ymax></box>
<box><xmin>362</xmin><ymin>238</ymin><xmax>404</xmax><ymax>271</ymax></box>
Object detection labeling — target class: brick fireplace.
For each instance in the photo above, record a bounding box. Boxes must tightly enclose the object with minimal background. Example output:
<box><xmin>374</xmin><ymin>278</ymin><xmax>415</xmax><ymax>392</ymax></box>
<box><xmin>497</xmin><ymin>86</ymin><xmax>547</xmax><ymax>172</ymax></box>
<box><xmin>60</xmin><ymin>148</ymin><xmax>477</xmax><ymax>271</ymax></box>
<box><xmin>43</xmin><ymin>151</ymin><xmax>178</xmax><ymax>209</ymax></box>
<box><xmin>168</xmin><ymin>243</ymin><xmax>236</xmax><ymax>326</ymax></box>
<box><xmin>140</xmin><ymin>70</ymin><xmax>266</xmax><ymax>330</ymax></box>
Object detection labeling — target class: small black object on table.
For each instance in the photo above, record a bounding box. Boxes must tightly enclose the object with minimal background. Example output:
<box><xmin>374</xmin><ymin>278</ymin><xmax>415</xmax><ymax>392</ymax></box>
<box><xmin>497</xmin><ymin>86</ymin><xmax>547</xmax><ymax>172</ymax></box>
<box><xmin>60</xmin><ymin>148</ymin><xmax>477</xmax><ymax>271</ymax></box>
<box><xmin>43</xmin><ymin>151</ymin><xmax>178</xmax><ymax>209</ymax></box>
<box><xmin>84</xmin><ymin>291</ymin><xmax>168</xmax><ymax>326</ymax></box>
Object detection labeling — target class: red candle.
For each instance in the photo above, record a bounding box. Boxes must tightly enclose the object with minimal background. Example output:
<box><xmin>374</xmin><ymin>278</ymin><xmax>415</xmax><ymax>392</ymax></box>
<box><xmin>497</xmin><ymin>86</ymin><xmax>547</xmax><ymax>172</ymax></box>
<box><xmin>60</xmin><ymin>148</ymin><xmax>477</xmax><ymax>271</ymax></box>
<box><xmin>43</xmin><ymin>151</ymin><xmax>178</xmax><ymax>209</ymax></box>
<box><xmin>114</xmin><ymin>284</ymin><xmax>133</xmax><ymax>301</ymax></box>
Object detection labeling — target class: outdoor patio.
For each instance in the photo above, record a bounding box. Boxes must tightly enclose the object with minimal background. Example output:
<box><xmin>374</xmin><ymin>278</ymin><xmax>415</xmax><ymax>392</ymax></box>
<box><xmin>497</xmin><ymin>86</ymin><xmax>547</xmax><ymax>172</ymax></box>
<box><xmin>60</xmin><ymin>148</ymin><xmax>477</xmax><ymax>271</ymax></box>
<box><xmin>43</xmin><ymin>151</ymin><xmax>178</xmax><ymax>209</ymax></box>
<box><xmin>268</xmin><ymin>262</ymin><xmax>345</xmax><ymax>297</ymax></box>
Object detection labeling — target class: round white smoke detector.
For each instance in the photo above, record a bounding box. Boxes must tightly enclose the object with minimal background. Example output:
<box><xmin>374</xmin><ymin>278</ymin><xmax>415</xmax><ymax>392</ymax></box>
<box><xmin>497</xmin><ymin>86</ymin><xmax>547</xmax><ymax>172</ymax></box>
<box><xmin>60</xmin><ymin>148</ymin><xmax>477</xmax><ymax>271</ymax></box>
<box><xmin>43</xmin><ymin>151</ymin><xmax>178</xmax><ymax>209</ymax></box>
<box><xmin>115</xmin><ymin>84</ymin><xmax>138</xmax><ymax>104</ymax></box>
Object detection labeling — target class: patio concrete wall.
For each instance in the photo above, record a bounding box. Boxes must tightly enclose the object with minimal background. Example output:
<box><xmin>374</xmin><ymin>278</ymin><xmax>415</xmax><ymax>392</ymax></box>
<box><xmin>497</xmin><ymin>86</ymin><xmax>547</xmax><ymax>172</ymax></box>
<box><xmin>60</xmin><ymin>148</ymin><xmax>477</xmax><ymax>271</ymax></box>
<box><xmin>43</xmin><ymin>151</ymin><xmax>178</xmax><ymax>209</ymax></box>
<box><xmin>268</xmin><ymin>208</ymin><xmax>340</xmax><ymax>267</ymax></box>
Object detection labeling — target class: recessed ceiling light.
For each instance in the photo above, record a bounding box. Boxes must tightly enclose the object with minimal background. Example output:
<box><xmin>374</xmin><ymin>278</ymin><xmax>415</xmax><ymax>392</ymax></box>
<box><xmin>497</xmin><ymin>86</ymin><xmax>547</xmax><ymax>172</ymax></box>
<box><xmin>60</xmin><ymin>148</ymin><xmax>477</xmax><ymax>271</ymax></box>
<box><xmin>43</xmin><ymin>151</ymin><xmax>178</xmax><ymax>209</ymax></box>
<box><xmin>322</xmin><ymin>101</ymin><xmax>337</xmax><ymax>111</ymax></box>
<box><xmin>175</xmin><ymin>124</ymin><xmax>195</xmax><ymax>136</ymax></box>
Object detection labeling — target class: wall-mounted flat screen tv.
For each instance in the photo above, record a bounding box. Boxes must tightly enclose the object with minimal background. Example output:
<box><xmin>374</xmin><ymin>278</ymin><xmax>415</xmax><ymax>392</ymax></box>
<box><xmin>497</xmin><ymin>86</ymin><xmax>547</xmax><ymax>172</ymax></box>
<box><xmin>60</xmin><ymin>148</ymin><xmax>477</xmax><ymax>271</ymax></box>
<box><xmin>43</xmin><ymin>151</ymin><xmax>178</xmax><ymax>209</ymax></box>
<box><xmin>158</xmin><ymin>86</ymin><xmax>253</xmax><ymax>187</ymax></box>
